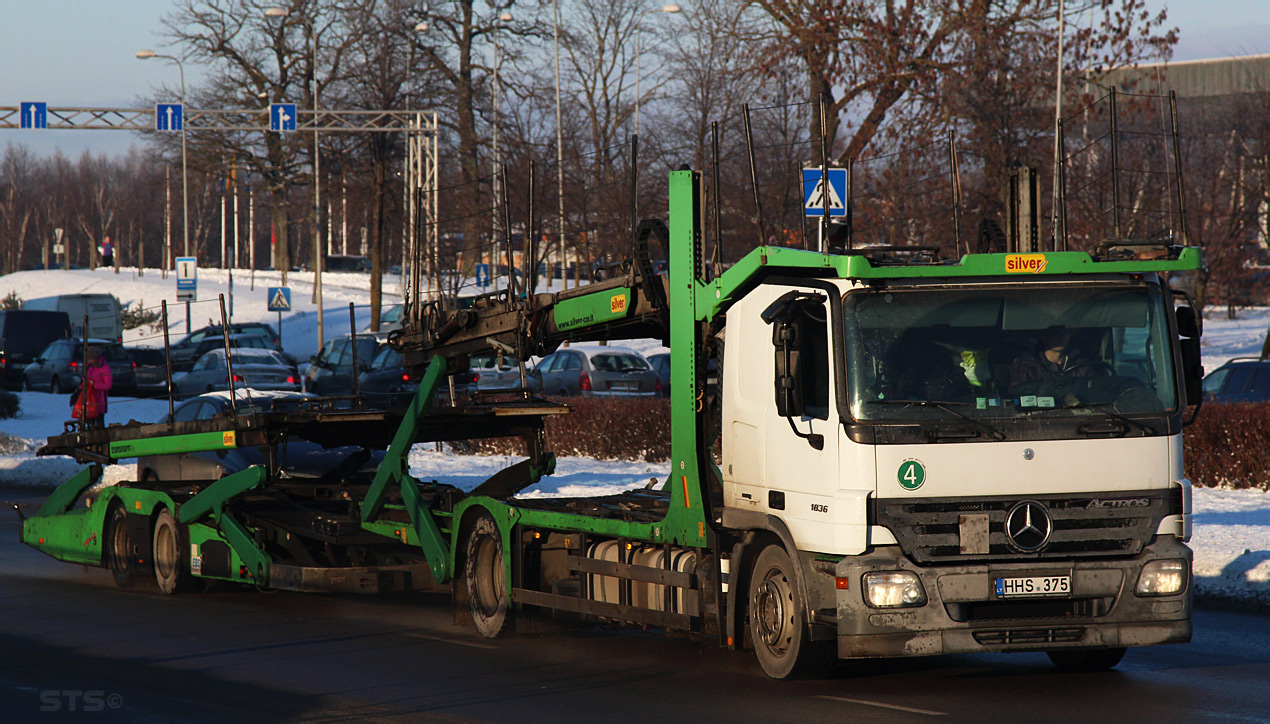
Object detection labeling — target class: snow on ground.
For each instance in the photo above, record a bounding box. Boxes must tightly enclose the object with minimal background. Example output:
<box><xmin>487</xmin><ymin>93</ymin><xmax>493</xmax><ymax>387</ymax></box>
<box><xmin>1</xmin><ymin>267</ymin><xmax>1269</xmax><ymax>604</ymax></box>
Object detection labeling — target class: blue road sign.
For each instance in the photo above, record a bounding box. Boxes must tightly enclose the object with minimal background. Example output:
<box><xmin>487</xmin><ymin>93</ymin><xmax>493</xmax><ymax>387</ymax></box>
<box><xmin>267</xmin><ymin>287</ymin><xmax>292</xmax><ymax>312</ymax></box>
<box><xmin>176</xmin><ymin>256</ymin><xmax>198</xmax><ymax>291</ymax></box>
<box><xmin>270</xmin><ymin>103</ymin><xmax>297</xmax><ymax>132</ymax></box>
<box><xmin>156</xmin><ymin>103</ymin><xmax>183</xmax><ymax>131</ymax></box>
<box><xmin>802</xmin><ymin>168</ymin><xmax>848</xmax><ymax>217</ymax></box>
<box><xmin>475</xmin><ymin>263</ymin><xmax>490</xmax><ymax>288</ymax></box>
<box><xmin>20</xmin><ymin>102</ymin><xmax>47</xmax><ymax>129</ymax></box>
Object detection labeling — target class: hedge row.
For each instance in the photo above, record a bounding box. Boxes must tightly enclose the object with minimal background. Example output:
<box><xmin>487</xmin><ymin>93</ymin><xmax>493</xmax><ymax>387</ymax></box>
<box><xmin>451</xmin><ymin>397</ymin><xmax>1269</xmax><ymax>491</ymax></box>
<box><xmin>1184</xmin><ymin>403</ymin><xmax>1270</xmax><ymax>490</ymax></box>
<box><xmin>455</xmin><ymin>396</ymin><xmax>672</xmax><ymax>462</ymax></box>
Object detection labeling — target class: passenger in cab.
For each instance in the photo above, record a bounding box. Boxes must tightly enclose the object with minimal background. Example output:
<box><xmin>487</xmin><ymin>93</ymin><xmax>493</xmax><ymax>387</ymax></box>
<box><xmin>1010</xmin><ymin>325</ymin><xmax>1100</xmax><ymax>406</ymax></box>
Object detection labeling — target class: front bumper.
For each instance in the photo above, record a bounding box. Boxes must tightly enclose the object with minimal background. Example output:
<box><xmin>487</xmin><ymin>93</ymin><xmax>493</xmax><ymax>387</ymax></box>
<box><xmin>835</xmin><ymin>537</ymin><xmax>1192</xmax><ymax>658</ymax></box>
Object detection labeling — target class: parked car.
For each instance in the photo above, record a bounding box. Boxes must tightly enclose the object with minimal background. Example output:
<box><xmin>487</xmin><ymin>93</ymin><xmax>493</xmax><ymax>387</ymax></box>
<box><xmin>167</xmin><ymin>322</ymin><xmax>282</xmax><ymax>370</ymax></box>
<box><xmin>136</xmin><ymin>390</ymin><xmax>383</xmax><ymax>483</ymax></box>
<box><xmin>528</xmin><ymin>345</ymin><xmax>659</xmax><ymax>397</ymax></box>
<box><xmin>176</xmin><ymin>348</ymin><xmax>300</xmax><ymax>399</ymax></box>
<box><xmin>22</xmin><ymin>339</ymin><xmax>136</xmax><ymax>394</ymax></box>
<box><xmin>127</xmin><ymin>346</ymin><xmax>171</xmax><ymax>397</ymax></box>
<box><xmin>325</xmin><ymin>254</ymin><xmax>371</xmax><ymax>272</ymax></box>
<box><xmin>304</xmin><ymin>334</ymin><xmax>382</xmax><ymax>396</ymax></box>
<box><xmin>470</xmin><ymin>352</ymin><xmax>522</xmax><ymax>390</ymax></box>
<box><xmin>183</xmin><ymin>333</ymin><xmax>299</xmax><ymax>371</ymax></box>
<box><xmin>0</xmin><ymin>310</ymin><xmax>71</xmax><ymax>389</ymax></box>
<box><xmin>356</xmin><ymin>347</ymin><xmax>478</xmax><ymax>409</ymax></box>
<box><xmin>647</xmin><ymin>353</ymin><xmax>671</xmax><ymax>398</ymax></box>
<box><xmin>1201</xmin><ymin>358</ymin><xmax>1270</xmax><ymax>403</ymax></box>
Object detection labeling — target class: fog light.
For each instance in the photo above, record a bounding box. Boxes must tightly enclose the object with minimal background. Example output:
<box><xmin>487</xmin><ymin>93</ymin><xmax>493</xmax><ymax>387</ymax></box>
<box><xmin>863</xmin><ymin>571</ymin><xmax>927</xmax><ymax>608</ymax></box>
<box><xmin>1136</xmin><ymin>559</ymin><xmax>1188</xmax><ymax>596</ymax></box>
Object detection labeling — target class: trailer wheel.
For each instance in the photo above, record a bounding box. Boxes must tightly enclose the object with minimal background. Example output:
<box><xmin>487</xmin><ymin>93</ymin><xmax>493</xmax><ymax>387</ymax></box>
<box><xmin>748</xmin><ymin>544</ymin><xmax>833</xmax><ymax>679</ymax></box>
<box><xmin>152</xmin><ymin>508</ymin><xmax>191</xmax><ymax>594</ymax></box>
<box><xmin>465</xmin><ymin>513</ymin><xmax>509</xmax><ymax>638</ymax></box>
<box><xmin>1046</xmin><ymin>647</ymin><xmax>1126</xmax><ymax>672</ymax></box>
<box><xmin>106</xmin><ymin>505</ymin><xmax>138</xmax><ymax>588</ymax></box>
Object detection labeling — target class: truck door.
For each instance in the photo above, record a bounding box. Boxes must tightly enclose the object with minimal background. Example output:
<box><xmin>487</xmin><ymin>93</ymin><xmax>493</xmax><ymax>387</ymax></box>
<box><xmin>761</xmin><ymin>290</ymin><xmax>841</xmax><ymax>552</ymax></box>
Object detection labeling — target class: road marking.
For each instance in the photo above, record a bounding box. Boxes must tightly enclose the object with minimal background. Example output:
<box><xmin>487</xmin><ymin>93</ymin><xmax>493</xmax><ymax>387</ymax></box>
<box><xmin>404</xmin><ymin>632</ymin><xmax>498</xmax><ymax>649</ymax></box>
<box><xmin>816</xmin><ymin>695</ymin><xmax>947</xmax><ymax>716</ymax></box>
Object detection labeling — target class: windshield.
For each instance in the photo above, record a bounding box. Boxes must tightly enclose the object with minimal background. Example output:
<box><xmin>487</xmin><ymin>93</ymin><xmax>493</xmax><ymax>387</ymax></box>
<box><xmin>844</xmin><ymin>283</ymin><xmax>1178</xmax><ymax>422</ymax></box>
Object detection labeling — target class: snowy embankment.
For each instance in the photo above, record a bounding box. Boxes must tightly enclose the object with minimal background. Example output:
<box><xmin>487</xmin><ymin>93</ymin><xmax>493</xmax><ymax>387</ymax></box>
<box><xmin>1</xmin><ymin>267</ymin><xmax>1268</xmax><ymax>606</ymax></box>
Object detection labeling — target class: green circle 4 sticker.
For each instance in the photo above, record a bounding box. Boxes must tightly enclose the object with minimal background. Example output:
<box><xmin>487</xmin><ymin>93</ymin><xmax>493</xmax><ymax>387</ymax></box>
<box><xmin>898</xmin><ymin>459</ymin><xmax>926</xmax><ymax>491</ymax></box>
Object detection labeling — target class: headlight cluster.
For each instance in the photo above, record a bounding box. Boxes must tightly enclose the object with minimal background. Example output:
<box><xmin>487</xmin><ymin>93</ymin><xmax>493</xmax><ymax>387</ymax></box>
<box><xmin>1135</xmin><ymin>559</ymin><xmax>1188</xmax><ymax>596</ymax></box>
<box><xmin>863</xmin><ymin>571</ymin><xmax>927</xmax><ymax>608</ymax></box>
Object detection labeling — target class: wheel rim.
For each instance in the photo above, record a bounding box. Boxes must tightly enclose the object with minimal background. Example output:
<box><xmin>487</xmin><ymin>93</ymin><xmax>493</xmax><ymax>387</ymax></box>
<box><xmin>154</xmin><ymin>522</ymin><xmax>176</xmax><ymax>582</ymax></box>
<box><xmin>472</xmin><ymin>535</ymin><xmax>504</xmax><ymax>616</ymax></box>
<box><xmin>754</xmin><ymin>566</ymin><xmax>795</xmax><ymax>656</ymax></box>
<box><xmin>111</xmin><ymin>514</ymin><xmax>131</xmax><ymax>579</ymax></box>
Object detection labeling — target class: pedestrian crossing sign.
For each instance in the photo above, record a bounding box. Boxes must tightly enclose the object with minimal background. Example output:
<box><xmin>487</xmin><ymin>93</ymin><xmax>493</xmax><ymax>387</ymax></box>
<box><xmin>267</xmin><ymin>286</ymin><xmax>292</xmax><ymax>312</ymax></box>
<box><xmin>802</xmin><ymin>168</ymin><xmax>847</xmax><ymax>217</ymax></box>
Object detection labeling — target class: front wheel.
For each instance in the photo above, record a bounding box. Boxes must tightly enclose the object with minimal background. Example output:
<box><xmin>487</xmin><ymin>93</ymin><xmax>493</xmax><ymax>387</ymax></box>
<box><xmin>21</xmin><ymin>376</ymin><xmax>32</xmax><ymax>392</ymax></box>
<box><xmin>1047</xmin><ymin>647</ymin><xmax>1126</xmax><ymax>672</ymax></box>
<box><xmin>748</xmin><ymin>544</ymin><xmax>834</xmax><ymax>679</ymax></box>
<box><xmin>152</xmin><ymin>508</ymin><xmax>192</xmax><ymax>594</ymax></box>
<box><xmin>50</xmin><ymin>375</ymin><xmax>62</xmax><ymax>394</ymax></box>
<box><xmin>106</xmin><ymin>505</ymin><xmax>138</xmax><ymax>588</ymax></box>
<box><xmin>465</xmin><ymin>513</ymin><xmax>510</xmax><ymax>638</ymax></box>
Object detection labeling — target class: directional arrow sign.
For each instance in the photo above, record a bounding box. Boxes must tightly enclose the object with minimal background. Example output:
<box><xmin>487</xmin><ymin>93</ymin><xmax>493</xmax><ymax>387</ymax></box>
<box><xmin>20</xmin><ymin>102</ymin><xmax>47</xmax><ymax>129</ymax></box>
<box><xmin>270</xmin><ymin>103</ymin><xmax>297</xmax><ymax>132</ymax></box>
<box><xmin>803</xmin><ymin>168</ymin><xmax>848</xmax><ymax>217</ymax></box>
<box><xmin>155</xmin><ymin>103</ymin><xmax>183</xmax><ymax>131</ymax></box>
<box><xmin>267</xmin><ymin>286</ymin><xmax>292</xmax><ymax>312</ymax></box>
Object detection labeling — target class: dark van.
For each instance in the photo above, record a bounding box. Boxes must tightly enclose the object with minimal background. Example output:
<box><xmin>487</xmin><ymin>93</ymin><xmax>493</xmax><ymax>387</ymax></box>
<box><xmin>0</xmin><ymin>310</ymin><xmax>72</xmax><ymax>389</ymax></box>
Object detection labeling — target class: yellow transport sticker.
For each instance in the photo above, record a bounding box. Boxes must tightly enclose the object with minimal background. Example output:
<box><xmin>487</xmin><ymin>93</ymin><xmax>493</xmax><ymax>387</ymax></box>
<box><xmin>222</xmin><ymin>431</ymin><xmax>236</xmax><ymax>447</ymax></box>
<box><xmin>610</xmin><ymin>293</ymin><xmax>627</xmax><ymax>314</ymax></box>
<box><xmin>1004</xmin><ymin>254</ymin><xmax>1047</xmax><ymax>273</ymax></box>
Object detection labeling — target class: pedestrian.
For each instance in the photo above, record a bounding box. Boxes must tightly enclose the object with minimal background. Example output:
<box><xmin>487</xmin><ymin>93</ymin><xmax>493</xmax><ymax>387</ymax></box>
<box><xmin>70</xmin><ymin>346</ymin><xmax>113</xmax><ymax>429</ymax></box>
<box><xmin>99</xmin><ymin>236</ymin><xmax>114</xmax><ymax>268</ymax></box>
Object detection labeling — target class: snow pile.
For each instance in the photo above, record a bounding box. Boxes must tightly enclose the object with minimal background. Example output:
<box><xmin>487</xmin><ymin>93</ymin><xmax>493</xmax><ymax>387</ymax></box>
<box><xmin>1192</xmin><ymin>488</ymin><xmax>1270</xmax><ymax>604</ymax></box>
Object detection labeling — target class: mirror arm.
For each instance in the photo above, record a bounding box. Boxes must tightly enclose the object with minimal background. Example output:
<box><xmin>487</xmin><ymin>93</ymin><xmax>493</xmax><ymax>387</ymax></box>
<box><xmin>786</xmin><ymin>415</ymin><xmax>824</xmax><ymax>450</ymax></box>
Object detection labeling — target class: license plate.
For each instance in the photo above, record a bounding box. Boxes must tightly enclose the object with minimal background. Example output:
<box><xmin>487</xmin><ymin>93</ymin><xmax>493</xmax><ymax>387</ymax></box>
<box><xmin>994</xmin><ymin>575</ymin><xmax>1071</xmax><ymax>597</ymax></box>
<box><xmin>611</xmin><ymin>381</ymin><xmax>637</xmax><ymax>390</ymax></box>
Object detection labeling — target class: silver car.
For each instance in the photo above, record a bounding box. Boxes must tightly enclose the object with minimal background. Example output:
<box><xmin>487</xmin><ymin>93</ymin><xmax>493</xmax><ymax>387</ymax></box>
<box><xmin>176</xmin><ymin>348</ymin><xmax>300</xmax><ymax>399</ymax></box>
<box><xmin>529</xmin><ymin>346</ymin><xmax>659</xmax><ymax>397</ymax></box>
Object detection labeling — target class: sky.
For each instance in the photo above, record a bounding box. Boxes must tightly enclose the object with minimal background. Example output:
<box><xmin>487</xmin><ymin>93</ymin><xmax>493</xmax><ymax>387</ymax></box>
<box><xmin>1</xmin><ymin>1</ymin><xmax>1268</xmax><ymax>159</ymax></box>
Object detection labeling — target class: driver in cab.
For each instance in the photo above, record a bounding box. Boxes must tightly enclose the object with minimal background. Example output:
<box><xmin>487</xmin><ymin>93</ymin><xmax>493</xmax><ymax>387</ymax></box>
<box><xmin>1010</xmin><ymin>325</ymin><xmax>1101</xmax><ymax>406</ymax></box>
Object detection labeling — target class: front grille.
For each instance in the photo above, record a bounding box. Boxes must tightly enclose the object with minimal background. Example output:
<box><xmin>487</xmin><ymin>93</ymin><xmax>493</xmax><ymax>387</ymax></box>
<box><xmin>947</xmin><ymin>597</ymin><xmax>1113</xmax><ymax>622</ymax></box>
<box><xmin>973</xmin><ymin>627</ymin><xmax>1086</xmax><ymax>646</ymax></box>
<box><xmin>877</xmin><ymin>490</ymin><xmax>1180</xmax><ymax>564</ymax></box>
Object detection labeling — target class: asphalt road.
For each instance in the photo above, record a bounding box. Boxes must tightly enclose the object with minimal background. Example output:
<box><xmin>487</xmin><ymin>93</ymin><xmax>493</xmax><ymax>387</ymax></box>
<box><xmin>2</xmin><ymin>488</ymin><xmax>1268</xmax><ymax>724</ymax></box>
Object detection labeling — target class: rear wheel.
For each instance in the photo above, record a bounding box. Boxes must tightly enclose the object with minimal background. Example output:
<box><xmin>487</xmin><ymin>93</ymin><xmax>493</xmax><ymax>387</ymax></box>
<box><xmin>1047</xmin><ymin>647</ymin><xmax>1126</xmax><ymax>672</ymax></box>
<box><xmin>50</xmin><ymin>375</ymin><xmax>62</xmax><ymax>394</ymax></box>
<box><xmin>465</xmin><ymin>513</ymin><xmax>510</xmax><ymax>638</ymax></box>
<box><xmin>152</xmin><ymin>508</ymin><xmax>191</xmax><ymax>594</ymax></box>
<box><xmin>749</xmin><ymin>544</ymin><xmax>834</xmax><ymax>679</ymax></box>
<box><xmin>106</xmin><ymin>505</ymin><xmax>138</xmax><ymax>588</ymax></box>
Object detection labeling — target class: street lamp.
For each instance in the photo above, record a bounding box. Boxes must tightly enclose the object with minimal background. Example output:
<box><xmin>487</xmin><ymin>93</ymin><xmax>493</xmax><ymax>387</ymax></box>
<box><xmin>265</xmin><ymin>6</ymin><xmax>325</xmax><ymax>347</ymax></box>
<box><xmin>635</xmin><ymin>4</ymin><xmax>680</xmax><ymax>136</ymax></box>
<box><xmin>136</xmin><ymin>49</ymin><xmax>190</xmax><ymax>261</ymax></box>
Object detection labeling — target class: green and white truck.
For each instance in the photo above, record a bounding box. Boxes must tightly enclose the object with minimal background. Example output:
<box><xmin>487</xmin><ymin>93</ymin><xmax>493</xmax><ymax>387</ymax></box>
<box><xmin>19</xmin><ymin>169</ymin><xmax>1203</xmax><ymax>678</ymax></box>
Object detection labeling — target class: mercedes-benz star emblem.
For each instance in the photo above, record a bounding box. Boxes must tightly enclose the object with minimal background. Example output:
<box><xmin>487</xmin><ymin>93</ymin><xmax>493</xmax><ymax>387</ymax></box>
<box><xmin>1005</xmin><ymin>501</ymin><xmax>1053</xmax><ymax>551</ymax></box>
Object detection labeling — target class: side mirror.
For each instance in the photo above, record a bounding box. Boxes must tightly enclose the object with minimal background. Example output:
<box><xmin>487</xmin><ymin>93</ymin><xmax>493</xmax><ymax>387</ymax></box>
<box><xmin>1176</xmin><ymin>306</ymin><xmax>1200</xmax><ymax>339</ymax></box>
<box><xmin>773</xmin><ymin>321</ymin><xmax>805</xmax><ymax>419</ymax></box>
<box><xmin>1180</xmin><ymin>337</ymin><xmax>1204</xmax><ymax>406</ymax></box>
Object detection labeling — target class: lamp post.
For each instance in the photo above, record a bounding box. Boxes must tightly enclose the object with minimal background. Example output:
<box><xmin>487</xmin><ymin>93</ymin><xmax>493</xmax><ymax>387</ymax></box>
<box><xmin>551</xmin><ymin>0</ymin><xmax>566</xmax><ymax>288</ymax></box>
<box><xmin>136</xmin><ymin>50</ymin><xmax>190</xmax><ymax>260</ymax></box>
<box><xmin>493</xmin><ymin>11</ymin><xmax>512</xmax><ymax>290</ymax></box>
<box><xmin>265</xmin><ymin>6</ymin><xmax>324</xmax><ymax>347</ymax></box>
<box><xmin>635</xmin><ymin>4</ymin><xmax>680</xmax><ymax>136</ymax></box>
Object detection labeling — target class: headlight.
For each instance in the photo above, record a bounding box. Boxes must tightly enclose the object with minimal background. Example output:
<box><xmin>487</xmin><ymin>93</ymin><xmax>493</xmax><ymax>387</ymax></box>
<box><xmin>1135</xmin><ymin>559</ymin><xmax>1188</xmax><ymax>596</ymax></box>
<box><xmin>863</xmin><ymin>571</ymin><xmax>927</xmax><ymax>608</ymax></box>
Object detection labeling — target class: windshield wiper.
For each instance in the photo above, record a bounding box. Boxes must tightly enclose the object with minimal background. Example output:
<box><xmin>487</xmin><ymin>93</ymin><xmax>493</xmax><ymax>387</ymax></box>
<box><xmin>1029</xmin><ymin>402</ymin><xmax>1157</xmax><ymax>435</ymax></box>
<box><xmin>866</xmin><ymin>399</ymin><xmax>1006</xmax><ymax>441</ymax></box>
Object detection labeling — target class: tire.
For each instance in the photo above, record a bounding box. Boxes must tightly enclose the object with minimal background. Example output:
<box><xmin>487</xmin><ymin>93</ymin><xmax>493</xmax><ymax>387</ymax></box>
<box><xmin>152</xmin><ymin>508</ymin><xmax>191</xmax><ymax>594</ymax></box>
<box><xmin>21</xmin><ymin>376</ymin><xmax>31</xmax><ymax>392</ymax></box>
<box><xmin>106</xmin><ymin>504</ymin><xmax>138</xmax><ymax>588</ymax></box>
<box><xmin>748</xmin><ymin>544</ymin><xmax>834</xmax><ymax>679</ymax></box>
<box><xmin>1047</xmin><ymin>647</ymin><xmax>1126</xmax><ymax>672</ymax></box>
<box><xmin>50</xmin><ymin>375</ymin><xmax>61</xmax><ymax>394</ymax></box>
<box><xmin>465</xmin><ymin>513</ymin><xmax>510</xmax><ymax>638</ymax></box>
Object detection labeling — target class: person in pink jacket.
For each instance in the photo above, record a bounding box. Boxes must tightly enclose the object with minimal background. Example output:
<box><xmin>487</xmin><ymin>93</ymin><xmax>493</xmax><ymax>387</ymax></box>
<box><xmin>74</xmin><ymin>346</ymin><xmax>113</xmax><ymax>428</ymax></box>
